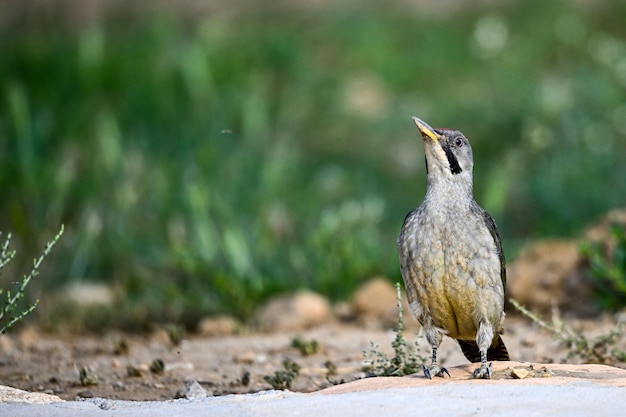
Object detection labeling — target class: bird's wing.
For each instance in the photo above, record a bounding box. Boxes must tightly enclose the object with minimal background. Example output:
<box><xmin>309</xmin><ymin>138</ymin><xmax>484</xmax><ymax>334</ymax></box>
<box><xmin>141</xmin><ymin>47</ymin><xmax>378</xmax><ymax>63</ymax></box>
<box><xmin>397</xmin><ymin>208</ymin><xmax>421</xmax><ymax>310</ymax></box>
<box><xmin>479</xmin><ymin>209</ymin><xmax>506</xmax><ymax>289</ymax></box>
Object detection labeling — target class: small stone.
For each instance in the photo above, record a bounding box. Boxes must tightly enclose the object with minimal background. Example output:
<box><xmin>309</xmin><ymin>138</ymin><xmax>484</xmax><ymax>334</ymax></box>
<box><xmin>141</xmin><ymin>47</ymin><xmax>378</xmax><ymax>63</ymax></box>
<box><xmin>333</xmin><ymin>301</ymin><xmax>354</xmax><ymax>321</ymax></box>
<box><xmin>197</xmin><ymin>316</ymin><xmax>239</xmax><ymax>337</ymax></box>
<box><xmin>536</xmin><ymin>366</ymin><xmax>553</xmax><ymax>378</ymax></box>
<box><xmin>352</xmin><ymin>277</ymin><xmax>397</xmax><ymax>324</ymax></box>
<box><xmin>234</xmin><ymin>351</ymin><xmax>256</xmax><ymax>364</ymax></box>
<box><xmin>511</xmin><ymin>368</ymin><xmax>530</xmax><ymax>379</ymax></box>
<box><xmin>241</xmin><ymin>370</ymin><xmax>251</xmax><ymax>386</ymax></box>
<box><xmin>112</xmin><ymin>381</ymin><xmax>125</xmax><ymax>390</ymax></box>
<box><xmin>0</xmin><ymin>386</ymin><xmax>63</xmax><ymax>404</ymax></box>
<box><xmin>174</xmin><ymin>379</ymin><xmax>209</xmax><ymax>400</ymax></box>
<box><xmin>77</xmin><ymin>390</ymin><xmax>94</xmax><ymax>398</ymax></box>
<box><xmin>256</xmin><ymin>290</ymin><xmax>331</xmax><ymax>332</ymax></box>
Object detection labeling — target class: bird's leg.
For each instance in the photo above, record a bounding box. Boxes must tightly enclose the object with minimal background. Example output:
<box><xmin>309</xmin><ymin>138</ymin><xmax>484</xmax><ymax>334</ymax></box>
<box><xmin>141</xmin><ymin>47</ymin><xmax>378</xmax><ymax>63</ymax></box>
<box><xmin>472</xmin><ymin>349</ymin><xmax>492</xmax><ymax>379</ymax></box>
<box><xmin>473</xmin><ymin>321</ymin><xmax>493</xmax><ymax>379</ymax></box>
<box><xmin>423</xmin><ymin>327</ymin><xmax>449</xmax><ymax>379</ymax></box>
<box><xmin>423</xmin><ymin>346</ymin><xmax>450</xmax><ymax>379</ymax></box>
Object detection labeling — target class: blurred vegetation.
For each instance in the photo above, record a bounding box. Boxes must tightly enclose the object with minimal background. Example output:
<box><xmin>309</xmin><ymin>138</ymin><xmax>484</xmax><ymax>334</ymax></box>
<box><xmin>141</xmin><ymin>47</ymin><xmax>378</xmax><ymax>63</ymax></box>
<box><xmin>582</xmin><ymin>224</ymin><xmax>626</xmax><ymax>310</ymax></box>
<box><xmin>0</xmin><ymin>226</ymin><xmax>63</xmax><ymax>334</ymax></box>
<box><xmin>1</xmin><ymin>0</ymin><xmax>625</xmax><ymax>330</ymax></box>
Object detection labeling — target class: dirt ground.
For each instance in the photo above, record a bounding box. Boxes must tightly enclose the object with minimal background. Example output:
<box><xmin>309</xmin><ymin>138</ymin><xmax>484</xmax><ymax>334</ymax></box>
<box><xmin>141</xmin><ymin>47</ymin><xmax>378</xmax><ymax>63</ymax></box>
<box><xmin>1</xmin><ymin>313</ymin><xmax>624</xmax><ymax>402</ymax></box>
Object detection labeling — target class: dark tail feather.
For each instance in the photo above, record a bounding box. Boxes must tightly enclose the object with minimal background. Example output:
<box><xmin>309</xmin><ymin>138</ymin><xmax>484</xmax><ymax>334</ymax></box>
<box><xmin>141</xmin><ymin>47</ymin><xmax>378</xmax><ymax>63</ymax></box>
<box><xmin>488</xmin><ymin>335</ymin><xmax>510</xmax><ymax>361</ymax></box>
<box><xmin>458</xmin><ymin>339</ymin><xmax>481</xmax><ymax>363</ymax></box>
<box><xmin>458</xmin><ymin>335</ymin><xmax>510</xmax><ymax>363</ymax></box>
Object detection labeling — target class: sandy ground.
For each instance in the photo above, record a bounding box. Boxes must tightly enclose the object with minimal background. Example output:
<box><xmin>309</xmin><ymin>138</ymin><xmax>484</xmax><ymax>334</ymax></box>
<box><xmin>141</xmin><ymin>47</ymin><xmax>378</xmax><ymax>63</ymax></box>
<box><xmin>2</xmin><ymin>361</ymin><xmax>626</xmax><ymax>417</ymax></box>
<box><xmin>1</xmin><ymin>314</ymin><xmax>624</xmax><ymax>402</ymax></box>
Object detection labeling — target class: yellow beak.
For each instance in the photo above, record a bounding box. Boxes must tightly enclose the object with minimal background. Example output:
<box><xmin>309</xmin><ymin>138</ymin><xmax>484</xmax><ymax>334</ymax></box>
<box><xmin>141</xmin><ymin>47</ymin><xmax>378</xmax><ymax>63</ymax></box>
<box><xmin>412</xmin><ymin>117</ymin><xmax>439</xmax><ymax>142</ymax></box>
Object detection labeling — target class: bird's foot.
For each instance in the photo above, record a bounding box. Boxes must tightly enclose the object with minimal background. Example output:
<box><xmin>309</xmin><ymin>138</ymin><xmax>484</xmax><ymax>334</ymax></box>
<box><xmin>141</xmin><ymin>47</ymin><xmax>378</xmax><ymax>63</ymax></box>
<box><xmin>423</xmin><ymin>364</ymin><xmax>450</xmax><ymax>379</ymax></box>
<box><xmin>472</xmin><ymin>362</ymin><xmax>493</xmax><ymax>379</ymax></box>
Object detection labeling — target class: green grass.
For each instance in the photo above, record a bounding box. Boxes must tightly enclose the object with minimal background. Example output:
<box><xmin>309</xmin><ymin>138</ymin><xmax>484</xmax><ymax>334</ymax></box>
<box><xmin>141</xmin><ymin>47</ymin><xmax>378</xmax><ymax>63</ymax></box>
<box><xmin>582</xmin><ymin>224</ymin><xmax>626</xmax><ymax>310</ymax></box>
<box><xmin>1</xmin><ymin>1</ymin><xmax>626</xmax><ymax>329</ymax></box>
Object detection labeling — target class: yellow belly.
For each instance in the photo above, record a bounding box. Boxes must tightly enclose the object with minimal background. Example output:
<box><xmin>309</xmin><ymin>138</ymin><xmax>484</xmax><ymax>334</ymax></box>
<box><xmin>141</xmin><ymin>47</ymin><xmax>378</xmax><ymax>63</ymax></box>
<box><xmin>424</xmin><ymin>282</ymin><xmax>478</xmax><ymax>340</ymax></box>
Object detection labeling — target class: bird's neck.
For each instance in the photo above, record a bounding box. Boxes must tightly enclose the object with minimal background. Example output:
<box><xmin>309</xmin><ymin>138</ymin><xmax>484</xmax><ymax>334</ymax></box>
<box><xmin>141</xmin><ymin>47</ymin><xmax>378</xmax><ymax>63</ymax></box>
<box><xmin>425</xmin><ymin>173</ymin><xmax>474</xmax><ymax>206</ymax></box>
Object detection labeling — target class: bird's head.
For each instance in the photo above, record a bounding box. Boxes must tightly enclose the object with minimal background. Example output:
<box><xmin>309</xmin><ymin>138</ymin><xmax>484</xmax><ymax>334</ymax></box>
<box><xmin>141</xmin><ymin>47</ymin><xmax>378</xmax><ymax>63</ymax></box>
<box><xmin>412</xmin><ymin>116</ymin><xmax>474</xmax><ymax>186</ymax></box>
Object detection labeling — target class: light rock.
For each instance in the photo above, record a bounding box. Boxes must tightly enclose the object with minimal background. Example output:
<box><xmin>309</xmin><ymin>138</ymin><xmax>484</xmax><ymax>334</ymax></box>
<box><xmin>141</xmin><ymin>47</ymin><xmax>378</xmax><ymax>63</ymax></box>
<box><xmin>507</xmin><ymin>240</ymin><xmax>590</xmax><ymax>314</ymax></box>
<box><xmin>352</xmin><ymin>278</ymin><xmax>397</xmax><ymax>317</ymax></box>
<box><xmin>0</xmin><ymin>385</ymin><xmax>63</xmax><ymax>404</ymax></box>
<box><xmin>352</xmin><ymin>278</ymin><xmax>399</xmax><ymax>326</ymax></box>
<box><xmin>351</xmin><ymin>278</ymin><xmax>416</xmax><ymax>328</ymax></box>
<box><xmin>511</xmin><ymin>368</ymin><xmax>530</xmax><ymax>379</ymax></box>
<box><xmin>197</xmin><ymin>316</ymin><xmax>239</xmax><ymax>337</ymax></box>
<box><xmin>174</xmin><ymin>379</ymin><xmax>211</xmax><ymax>400</ymax></box>
<box><xmin>256</xmin><ymin>290</ymin><xmax>331</xmax><ymax>332</ymax></box>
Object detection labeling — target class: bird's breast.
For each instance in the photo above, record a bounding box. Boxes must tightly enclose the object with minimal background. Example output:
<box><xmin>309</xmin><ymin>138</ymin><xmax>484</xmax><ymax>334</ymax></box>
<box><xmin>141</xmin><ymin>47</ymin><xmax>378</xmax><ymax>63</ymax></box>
<box><xmin>405</xmin><ymin>206</ymin><xmax>504</xmax><ymax>339</ymax></box>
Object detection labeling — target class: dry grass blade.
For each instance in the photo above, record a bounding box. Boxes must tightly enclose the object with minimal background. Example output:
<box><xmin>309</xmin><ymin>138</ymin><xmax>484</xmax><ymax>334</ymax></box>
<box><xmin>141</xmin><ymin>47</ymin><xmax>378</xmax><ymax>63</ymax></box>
<box><xmin>510</xmin><ymin>298</ymin><xmax>626</xmax><ymax>365</ymax></box>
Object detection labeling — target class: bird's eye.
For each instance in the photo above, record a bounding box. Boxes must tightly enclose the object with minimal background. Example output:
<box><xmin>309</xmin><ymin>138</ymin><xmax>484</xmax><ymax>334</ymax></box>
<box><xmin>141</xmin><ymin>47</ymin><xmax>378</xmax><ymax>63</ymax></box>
<box><xmin>454</xmin><ymin>137</ymin><xmax>464</xmax><ymax>147</ymax></box>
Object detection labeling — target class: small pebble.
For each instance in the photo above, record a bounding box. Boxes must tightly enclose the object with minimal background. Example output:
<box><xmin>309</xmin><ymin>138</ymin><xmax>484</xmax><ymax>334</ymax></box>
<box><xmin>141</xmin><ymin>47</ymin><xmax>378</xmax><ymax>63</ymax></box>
<box><xmin>174</xmin><ymin>379</ymin><xmax>210</xmax><ymax>400</ymax></box>
<box><xmin>77</xmin><ymin>390</ymin><xmax>94</xmax><ymax>398</ymax></box>
<box><xmin>511</xmin><ymin>368</ymin><xmax>530</xmax><ymax>379</ymax></box>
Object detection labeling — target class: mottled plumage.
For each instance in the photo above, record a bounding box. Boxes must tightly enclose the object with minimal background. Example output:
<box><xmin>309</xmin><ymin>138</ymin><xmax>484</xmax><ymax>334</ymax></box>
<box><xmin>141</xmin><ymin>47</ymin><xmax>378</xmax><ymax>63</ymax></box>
<box><xmin>397</xmin><ymin>117</ymin><xmax>509</xmax><ymax>379</ymax></box>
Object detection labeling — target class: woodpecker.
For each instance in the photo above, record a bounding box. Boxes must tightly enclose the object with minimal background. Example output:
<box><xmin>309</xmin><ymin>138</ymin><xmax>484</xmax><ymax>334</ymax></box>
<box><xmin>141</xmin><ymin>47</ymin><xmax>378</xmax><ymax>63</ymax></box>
<box><xmin>397</xmin><ymin>116</ymin><xmax>509</xmax><ymax>379</ymax></box>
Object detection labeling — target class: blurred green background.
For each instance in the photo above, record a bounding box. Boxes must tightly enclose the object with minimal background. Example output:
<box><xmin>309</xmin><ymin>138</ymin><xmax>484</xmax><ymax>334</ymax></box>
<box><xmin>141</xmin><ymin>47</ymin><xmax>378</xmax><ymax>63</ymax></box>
<box><xmin>1</xmin><ymin>0</ymin><xmax>625</xmax><ymax>331</ymax></box>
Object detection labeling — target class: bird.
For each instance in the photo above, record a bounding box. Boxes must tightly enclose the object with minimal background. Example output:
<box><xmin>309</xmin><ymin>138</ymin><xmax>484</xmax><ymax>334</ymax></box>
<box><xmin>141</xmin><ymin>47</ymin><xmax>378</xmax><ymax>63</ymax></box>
<box><xmin>397</xmin><ymin>116</ymin><xmax>509</xmax><ymax>379</ymax></box>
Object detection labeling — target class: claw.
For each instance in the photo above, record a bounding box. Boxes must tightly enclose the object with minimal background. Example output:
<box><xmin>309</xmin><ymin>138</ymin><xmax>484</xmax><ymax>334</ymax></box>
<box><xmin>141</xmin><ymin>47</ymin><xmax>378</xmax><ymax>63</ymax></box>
<box><xmin>423</xmin><ymin>364</ymin><xmax>450</xmax><ymax>379</ymax></box>
<box><xmin>472</xmin><ymin>362</ymin><xmax>493</xmax><ymax>379</ymax></box>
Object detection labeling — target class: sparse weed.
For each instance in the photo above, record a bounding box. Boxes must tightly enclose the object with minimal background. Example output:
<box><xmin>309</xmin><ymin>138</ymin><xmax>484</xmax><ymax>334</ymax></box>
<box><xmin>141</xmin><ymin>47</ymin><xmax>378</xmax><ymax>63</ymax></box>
<box><xmin>78</xmin><ymin>366</ymin><xmax>99</xmax><ymax>386</ymax></box>
<box><xmin>362</xmin><ymin>283</ymin><xmax>427</xmax><ymax>376</ymax></box>
<box><xmin>291</xmin><ymin>336</ymin><xmax>320</xmax><ymax>356</ymax></box>
<box><xmin>150</xmin><ymin>359</ymin><xmax>166</xmax><ymax>374</ymax></box>
<box><xmin>510</xmin><ymin>298</ymin><xmax>626</xmax><ymax>365</ymax></box>
<box><xmin>165</xmin><ymin>324</ymin><xmax>185</xmax><ymax>347</ymax></box>
<box><xmin>0</xmin><ymin>226</ymin><xmax>64</xmax><ymax>334</ymax></box>
<box><xmin>263</xmin><ymin>359</ymin><xmax>301</xmax><ymax>390</ymax></box>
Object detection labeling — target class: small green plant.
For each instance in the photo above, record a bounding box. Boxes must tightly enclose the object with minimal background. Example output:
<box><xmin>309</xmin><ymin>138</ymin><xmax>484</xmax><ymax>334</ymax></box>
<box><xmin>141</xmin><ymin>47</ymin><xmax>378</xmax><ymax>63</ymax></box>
<box><xmin>291</xmin><ymin>336</ymin><xmax>320</xmax><ymax>356</ymax></box>
<box><xmin>127</xmin><ymin>365</ymin><xmax>143</xmax><ymax>377</ymax></box>
<box><xmin>165</xmin><ymin>323</ymin><xmax>185</xmax><ymax>347</ymax></box>
<box><xmin>0</xmin><ymin>225</ymin><xmax>64</xmax><ymax>334</ymax></box>
<box><xmin>263</xmin><ymin>359</ymin><xmax>301</xmax><ymax>390</ymax></box>
<box><xmin>79</xmin><ymin>366</ymin><xmax>99</xmax><ymax>386</ymax></box>
<box><xmin>510</xmin><ymin>298</ymin><xmax>626</xmax><ymax>365</ymax></box>
<box><xmin>113</xmin><ymin>338</ymin><xmax>130</xmax><ymax>355</ymax></box>
<box><xmin>362</xmin><ymin>282</ymin><xmax>427</xmax><ymax>376</ymax></box>
<box><xmin>324</xmin><ymin>359</ymin><xmax>337</xmax><ymax>376</ymax></box>
<box><xmin>581</xmin><ymin>224</ymin><xmax>626</xmax><ymax>310</ymax></box>
<box><xmin>149</xmin><ymin>358</ymin><xmax>166</xmax><ymax>374</ymax></box>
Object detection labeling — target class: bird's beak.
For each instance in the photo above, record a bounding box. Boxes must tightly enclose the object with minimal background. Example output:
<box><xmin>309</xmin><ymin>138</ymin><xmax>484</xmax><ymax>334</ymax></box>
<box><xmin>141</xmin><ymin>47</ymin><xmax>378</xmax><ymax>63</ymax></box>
<box><xmin>412</xmin><ymin>117</ymin><xmax>439</xmax><ymax>142</ymax></box>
